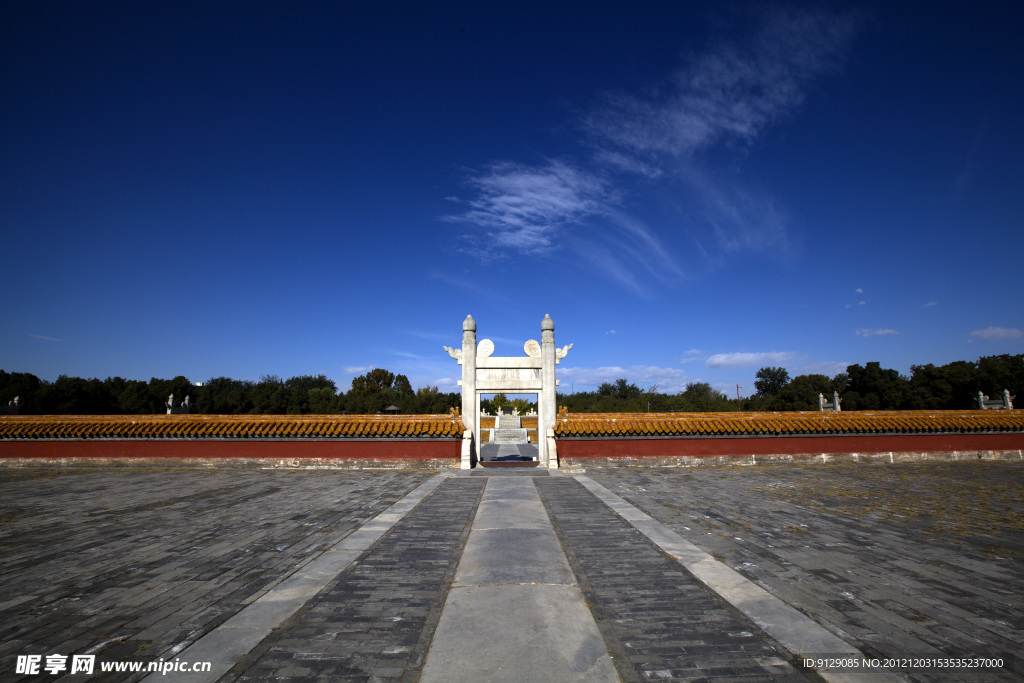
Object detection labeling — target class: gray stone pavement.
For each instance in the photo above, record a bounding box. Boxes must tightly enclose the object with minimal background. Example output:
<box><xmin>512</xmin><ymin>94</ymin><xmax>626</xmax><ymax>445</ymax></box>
<box><xmin>0</xmin><ymin>462</ymin><xmax>1021</xmax><ymax>681</ymax></box>
<box><xmin>0</xmin><ymin>469</ymin><xmax>434</xmax><ymax>682</ymax></box>
<box><xmin>586</xmin><ymin>463</ymin><xmax>1024</xmax><ymax>682</ymax></box>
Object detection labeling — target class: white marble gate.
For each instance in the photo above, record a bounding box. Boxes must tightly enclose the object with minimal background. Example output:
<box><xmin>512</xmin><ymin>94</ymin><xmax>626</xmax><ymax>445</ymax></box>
<box><xmin>444</xmin><ymin>315</ymin><xmax>571</xmax><ymax>468</ymax></box>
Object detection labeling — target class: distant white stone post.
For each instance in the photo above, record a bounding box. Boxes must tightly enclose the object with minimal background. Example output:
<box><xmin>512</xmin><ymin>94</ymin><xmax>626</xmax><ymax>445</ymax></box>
<box><xmin>540</xmin><ymin>314</ymin><xmax>556</xmax><ymax>467</ymax></box>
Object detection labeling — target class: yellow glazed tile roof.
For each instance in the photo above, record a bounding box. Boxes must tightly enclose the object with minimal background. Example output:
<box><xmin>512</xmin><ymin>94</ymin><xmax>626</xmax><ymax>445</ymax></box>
<box><xmin>3</xmin><ymin>411</ymin><xmax>1020</xmax><ymax>441</ymax></box>
<box><xmin>553</xmin><ymin>411</ymin><xmax>1024</xmax><ymax>437</ymax></box>
<box><xmin>0</xmin><ymin>414</ymin><xmax>465</xmax><ymax>440</ymax></box>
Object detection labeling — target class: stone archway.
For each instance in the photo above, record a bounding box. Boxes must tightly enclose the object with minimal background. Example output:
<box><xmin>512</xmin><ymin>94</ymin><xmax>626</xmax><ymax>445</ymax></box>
<box><xmin>444</xmin><ymin>315</ymin><xmax>571</xmax><ymax>468</ymax></box>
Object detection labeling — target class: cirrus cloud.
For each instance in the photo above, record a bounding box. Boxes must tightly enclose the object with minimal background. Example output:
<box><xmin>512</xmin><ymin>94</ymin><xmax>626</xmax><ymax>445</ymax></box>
<box><xmin>970</xmin><ymin>326</ymin><xmax>1023</xmax><ymax>341</ymax></box>
<box><xmin>705</xmin><ymin>351</ymin><xmax>795</xmax><ymax>368</ymax></box>
<box><xmin>855</xmin><ymin>328</ymin><xmax>899</xmax><ymax>337</ymax></box>
<box><xmin>443</xmin><ymin>7</ymin><xmax>863</xmax><ymax>292</ymax></box>
<box><xmin>558</xmin><ymin>365</ymin><xmax>692</xmax><ymax>393</ymax></box>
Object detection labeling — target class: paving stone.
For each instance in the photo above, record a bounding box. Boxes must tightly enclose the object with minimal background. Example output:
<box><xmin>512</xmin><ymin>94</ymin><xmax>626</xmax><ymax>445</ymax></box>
<box><xmin>0</xmin><ymin>468</ymin><xmax>433</xmax><ymax>679</ymax></box>
<box><xmin>535</xmin><ymin>476</ymin><xmax>812</xmax><ymax>682</ymax></box>
<box><xmin>2</xmin><ymin>462</ymin><xmax>1022</xmax><ymax>682</ymax></box>
<box><xmin>586</xmin><ymin>462</ymin><xmax>1024</xmax><ymax>681</ymax></box>
<box><xmin>223</xmin><ymin>477</ymin><xmax>485</xmax><ymax>681</ymax></box>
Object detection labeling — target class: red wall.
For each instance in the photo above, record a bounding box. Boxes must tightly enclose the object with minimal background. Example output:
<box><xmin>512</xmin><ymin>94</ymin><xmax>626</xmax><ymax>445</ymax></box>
<box><xmin>3</xmin><ymin>434</ymin><xmax>1022</xmax><ymax>464</ymax></box>
<box><xmin>0</xmin><ymin>440</ymin><xmax>459</xmax><ymax>461</ymax></box>
<box><xmin>557</xmin><ymin>433</ymin><xmax>1024</xmax><ymax>458</ymax></box>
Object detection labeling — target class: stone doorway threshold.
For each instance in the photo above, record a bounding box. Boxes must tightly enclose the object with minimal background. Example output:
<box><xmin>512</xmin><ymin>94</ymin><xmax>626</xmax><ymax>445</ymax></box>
<box><xmin>478</xmin><ymin>443</ymin><xmax>539</xmax><ymax>467</ymax></box>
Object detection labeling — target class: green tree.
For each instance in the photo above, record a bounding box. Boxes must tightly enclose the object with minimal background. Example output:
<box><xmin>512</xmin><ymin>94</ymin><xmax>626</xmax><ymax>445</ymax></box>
<box><xmin>0</xmin><ymin>370</ymin><xmax>43</xmax><ymax>413</ymax></box>
<box><xmin>754</xmin><ymin>367</ymin><xmax>790</xmax><ymax>397</ymax></box>
<box><xmin>773</xmin><ymin>374</ymin><xmax>834</xmax><ymax>411</ymax></box>
<box><xmin>250</xmin><ymin>375</ymin><xmax>288</xmax><ymax>414</ymax></box>
<box><xmin>415</xmin><ymin>385</ymin><xmax>452</xmax><ymax>413</ymax></box>
<box><xmin>308</xmin><ymin>387</ymin><xmax>338</xmax><ymax>414</ymax></box>
<box><xmin>679</xmin><ymin>382</ymin><xmax>733</xmax><ymax>411</ymax></box>
<box><xmin>393</xmin><ymin>374</ymin><xmax>414</xmax><ymax>397</ymax></box>
<box><xmin>196</xmin><ymin>377</ymin><xmax>254</xmax><ymax>414</ymax></box>
<box><xmin>284</xmin><ymin>375</ymin><xmax>337</xmax><ymax>414</ymax></box>
<box><xmin>345</xmin><ymin>369</ymin><xmax>400</xmax><ymax>414</ymax></box>
<box><xmin>976</xmin><ymin>354</ymin><xmax>1024</xmax><ymax>405</ymax></box>
<box><xmin>351</xmin><ymin>369</ymin><xmax>396</xmax><ymax>396</ymax></box>
<box><xmin>843</xmin><ymin>362</ymin><xmax>910</xmax><ymax>410</ymax></box>
<box><xmin>147</xmin><ymin>376</ymin><xmax>195</xmax><ymax>414</ymax></box>
<box><xmin>115</xmin><ymin>379</ymin><xmax>152</xmax><ymax>414</ymax></box>
<box><xmin>614</xmin><ymin>378</ymin><xmax>643</xmax><ymax>400</ymax></box>
<box><xmin>907</xmin><ymin>363</ymin><xmax>966</xmax><ymax>409</ymax></box>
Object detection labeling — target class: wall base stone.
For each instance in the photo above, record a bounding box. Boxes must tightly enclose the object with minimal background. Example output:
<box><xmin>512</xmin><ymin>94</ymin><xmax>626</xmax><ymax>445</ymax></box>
<box><xmin>0</xmin><ymin>439</ymin><xmax>460</xmax><ymax>467</ymax></box>
<box><xmin>0</xmin><ymin>456</ymin><xmax>457</xmax><ymax>470</ymax></box>
<box><xmin>562</xmin><ymin>449</ymin><xmax>1024</xmax><ymax>468</ymax></box>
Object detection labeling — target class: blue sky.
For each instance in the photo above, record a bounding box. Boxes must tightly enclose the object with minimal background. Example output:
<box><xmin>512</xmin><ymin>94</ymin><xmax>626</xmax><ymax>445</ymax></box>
<box><xmin>2</xmin><ymin>1</ymin><xmax>1022</xmax><ymax>398</ymax></box>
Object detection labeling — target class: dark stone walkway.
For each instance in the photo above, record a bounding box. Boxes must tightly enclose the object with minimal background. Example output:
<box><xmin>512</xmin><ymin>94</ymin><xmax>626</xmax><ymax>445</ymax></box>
<box><xmin>537</xmin><ymin>477</ymin><xmax>806</xmax><ymax>681</ymax></box>
<box><xmin>0</xmin><ymin>469</ymin><xmax>433</xmax><ymax>681</ymax></box>
<box><xmin>587</xmin><ymin>463</ymin><xmax>1024</xmax><ymax>682</ymax></box>
<box><xmin>226</xmin><ymin>477</ymin><xmax>484</xmax><ymax>681</ymax></box>
<box><xmin>0</xmin><ymin>462</ymin><xmax>1020</xmax><ymax>681</ymax></box>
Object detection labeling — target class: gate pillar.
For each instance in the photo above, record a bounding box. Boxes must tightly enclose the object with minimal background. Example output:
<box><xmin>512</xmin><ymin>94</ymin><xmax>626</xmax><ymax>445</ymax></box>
<box><xmin>461</xmin><ymin>315</ymin><xmax>477</xmax><ymax>437</ymax></box>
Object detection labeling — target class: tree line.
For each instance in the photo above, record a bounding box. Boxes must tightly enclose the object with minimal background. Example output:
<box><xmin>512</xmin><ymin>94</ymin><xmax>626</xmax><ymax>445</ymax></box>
<box><xmin>557</xmin><ymin>378</ymin><xmax>739</xmax><ymax>413</ymax></box>
<box><xmin>0</xmin><ymin>368</ymin><xmax>460</xmax><ymax>416</ymax></box>
<box><xmin>746</xmin><ymin>354</ymin><xmax>1023</xmax><ymax>411</ymax></box>
<box><xmin>550</xmin><ymin>354</ymin><xmax>1023</xmax><ymax>413</ymax></box>
<box><xmin>2</xmin><ymin>354</ymin><xmax>1019</xmax><ymax>415</ymax></box>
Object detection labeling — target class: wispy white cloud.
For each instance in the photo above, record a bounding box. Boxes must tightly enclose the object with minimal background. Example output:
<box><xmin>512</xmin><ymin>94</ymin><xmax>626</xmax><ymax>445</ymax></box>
<box><xmin>433</xmin><ymin>375</ymin><xmax>461</xmax><ymax>391</ymax></box>
<box><xmin>970</xmin><ymin>326</ymin><xmax>1023</xmax><ymax>341</ymax></box>
<box><xmin>680</xmin><ymin>170</ymin><xmax>796</xmax><ymax>260</ymax></box>
<box><xmin>444</xmin><ymin>7</ymin><xmax>860</xmax><ymax>290</ymax></box>
<box><xmin>426</xmin><ymin>269</ymin><xmax>504</xmax><ymax>302</ymax></box>
<box><xmin>705</xmin><ymin>351</ymin><xmax>795</xmax><ymax>368</ymax></box>
<box><xmin>855</xmin><ymin>287</ymin><xmax>864</xmax><ymax>293</ymax></box>
<box><xmin>402</xmin><ymin>328</ymin><xmax>455</xmax><ymax>343</ymax></box>
<box><xmin>444</xmin><ymin>160</ymin><xmax>608</xmax><ymax>256</ymax></box>
<box><xmin>29</xmin><ymin>334</ymin><xmax>68</xmax><ymax>343</ymax></box>
<box><xmin>343</xmin><ymin>365</ymin><xmax>374</xmax><ymax>374</ymax></box>
<box><xmin>793</xmin><ymin>360</ymin><xmax>851</xmax><ymax>377</ymax></box>
<box><xmin>559</xmin><ymin>365</ymin><xmax>692</xmax><ymax>393</ymax></box>
<box><xmin>855</xmin><ymin>328</ymin><xmax>899</xmax><ymax>337</ymax></box>
<box><xmin>954</xmin><ymin>117</ymin><xmax>987</xmax><ymax>195</ymax></box>
<box><xmin>573</xmin><ymin>242</ymin><xmax>650</xmax><ymax>295</ymax></box>
<box><xmin>583</xmin><ymin>7</ymin><xmax>860</xmax><ymax>161</ymax></box>
<box><xmin>922</xmin><ymin>301</ymin><xmax>938</xmax><ymax>308</ymax></box>
<box><xmin>845</xmin><ymin>298</ymin><xmax>867</xmax><ymax>309</ymax></box>
<box><xmin>680</xmin><ymin>349</ymin><xmax>703</xmax><ymax>364</ymax></box>
<box><xmin>604</xmin><ymin>329</ymin><xmax>616</xmax><ymax>335</ymax></box>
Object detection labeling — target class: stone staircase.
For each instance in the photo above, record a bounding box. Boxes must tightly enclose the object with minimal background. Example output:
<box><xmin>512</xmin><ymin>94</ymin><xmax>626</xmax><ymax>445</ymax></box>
<box><xmin>491</xmin><ymin>414</ymin><xmax>528</xmax><ymax>445</ymax></box>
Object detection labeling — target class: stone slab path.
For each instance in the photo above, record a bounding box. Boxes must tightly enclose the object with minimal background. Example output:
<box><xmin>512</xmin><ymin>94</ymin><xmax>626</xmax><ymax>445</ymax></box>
<box><xmin>0</xmin><ymin>462</ymin><xmax>1021</xmax><ymax>681</ymax></box>
<box><xmin>420</xmin><ymin>476</ymin><xmax>618</xmax><ymax>682</ymax></box>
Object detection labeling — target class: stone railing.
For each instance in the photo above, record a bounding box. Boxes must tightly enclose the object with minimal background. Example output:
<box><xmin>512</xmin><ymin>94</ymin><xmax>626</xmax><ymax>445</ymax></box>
<box><xmin>818</xmin><ymin>392</ymin><xmax>841</xmax><ymax>411</ymax></box>
<box><xmin>978</xmin><ymin>390</ymin><xmax>1014</xmax><ymax>410</ymax></box>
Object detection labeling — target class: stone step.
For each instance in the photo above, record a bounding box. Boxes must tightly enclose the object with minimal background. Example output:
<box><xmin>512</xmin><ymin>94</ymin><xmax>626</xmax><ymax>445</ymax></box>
<box><xmin>495</xmin><ymin>415</ymin><xmax>522</xmax><ymax>429</ymax></box>
<box><xmin>492</xmin><ymin>428</ymin><xmax>528</xmax><ymax>444</ymax></box>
